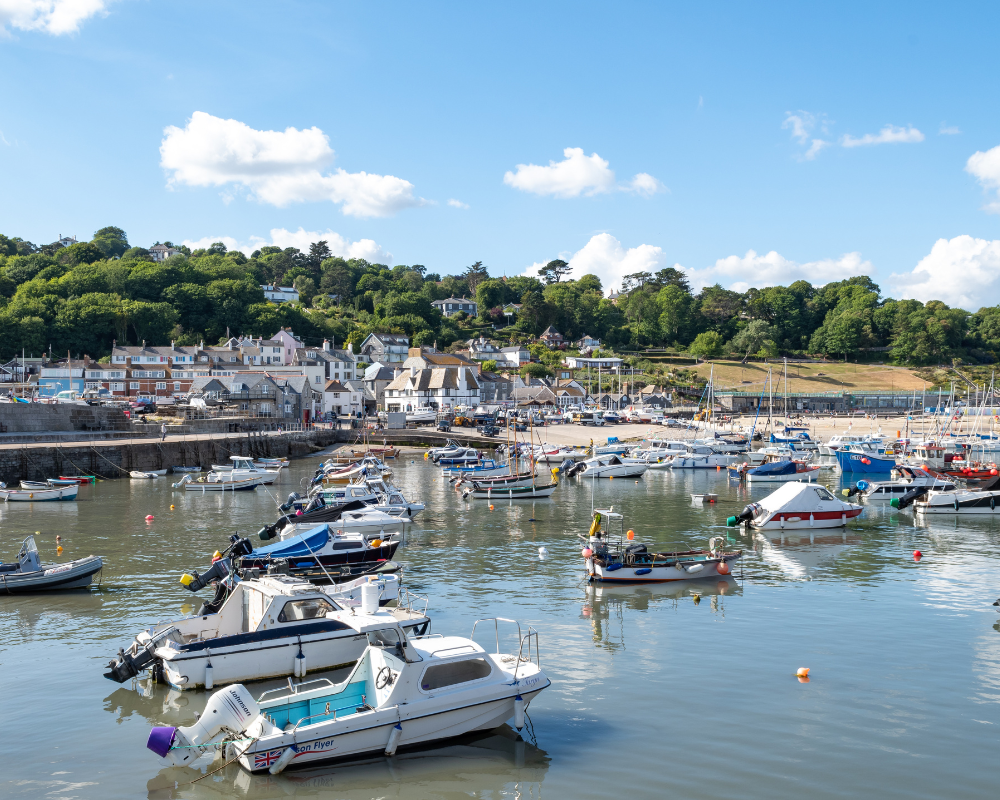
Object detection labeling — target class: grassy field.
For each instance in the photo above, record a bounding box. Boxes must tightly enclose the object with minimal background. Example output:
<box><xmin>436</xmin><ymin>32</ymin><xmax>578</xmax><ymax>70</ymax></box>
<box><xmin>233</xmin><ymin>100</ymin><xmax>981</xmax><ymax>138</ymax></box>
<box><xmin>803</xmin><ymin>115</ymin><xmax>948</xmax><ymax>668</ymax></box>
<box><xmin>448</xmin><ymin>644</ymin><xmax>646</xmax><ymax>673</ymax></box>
<box><xmin>691</xmin><ymin>360</ymin><xmax>930</xmax><ymax>394</ymax></box>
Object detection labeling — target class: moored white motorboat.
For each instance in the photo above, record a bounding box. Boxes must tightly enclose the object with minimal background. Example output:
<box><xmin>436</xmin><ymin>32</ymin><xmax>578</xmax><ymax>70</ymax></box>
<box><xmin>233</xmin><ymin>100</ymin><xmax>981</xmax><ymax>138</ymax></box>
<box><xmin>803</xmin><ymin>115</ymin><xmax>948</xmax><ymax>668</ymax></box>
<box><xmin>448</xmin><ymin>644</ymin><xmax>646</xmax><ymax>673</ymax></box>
<box><xmin>668</xmin><ymin>444</ymin><xmax>737</xmax><ymax>469</ymax></box>
<box><xmin>568</xmin><ymin>454</ymin><xmax>648</xmax><ymax>478</ymax></box>
<box><xmin>172</xmin><ymin>474</ymin><xmax>264</xmax><ymax>492</ymax></box>
<box><xmin>147</xmin><ymin>616</ymin><xmax>548</xmax><ymax>773</ymax></box>
<box><xmin>130</xmin><ymin>471</ymin><xmax>163</xmax><ymax>479</ymax></box>
<box><xmin>909</xmin><ymin>475</ymin><xmax>1000</xmax><ymax>515</ymax></box>
<box><xmin>727</xmin><ymin>481</ymin><xmax>862</xmax><ymax>530</ymax></box>
<box><xmin>849</xmin><ymin>465</ymin><xmax>956</xmax><ymax>502</ymax></box>
<box><xmin>105</xmin><ymin>575</ymin><xmax>430</xmax><ymax>690</ymax></box>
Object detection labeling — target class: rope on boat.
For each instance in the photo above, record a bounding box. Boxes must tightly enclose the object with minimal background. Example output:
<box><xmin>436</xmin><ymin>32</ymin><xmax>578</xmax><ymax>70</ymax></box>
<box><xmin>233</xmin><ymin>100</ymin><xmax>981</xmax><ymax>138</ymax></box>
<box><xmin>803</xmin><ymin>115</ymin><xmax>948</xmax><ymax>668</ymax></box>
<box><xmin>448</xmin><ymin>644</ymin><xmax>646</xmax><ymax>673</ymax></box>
<box><xmin>171</xmin><ymin>735</ymin><xmax>261</xmax><ymax>786</ymax></box>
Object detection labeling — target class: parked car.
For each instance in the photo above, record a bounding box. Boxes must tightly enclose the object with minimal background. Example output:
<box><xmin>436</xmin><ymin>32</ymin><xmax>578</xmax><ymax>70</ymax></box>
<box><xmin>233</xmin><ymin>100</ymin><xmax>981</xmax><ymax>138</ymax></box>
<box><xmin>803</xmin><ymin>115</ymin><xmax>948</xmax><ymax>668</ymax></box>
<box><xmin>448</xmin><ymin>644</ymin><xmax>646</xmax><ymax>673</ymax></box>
<box><xmin>477</xmin><ymin>424</ymin><xmax>499</xmax><ymax>437</ymax></box>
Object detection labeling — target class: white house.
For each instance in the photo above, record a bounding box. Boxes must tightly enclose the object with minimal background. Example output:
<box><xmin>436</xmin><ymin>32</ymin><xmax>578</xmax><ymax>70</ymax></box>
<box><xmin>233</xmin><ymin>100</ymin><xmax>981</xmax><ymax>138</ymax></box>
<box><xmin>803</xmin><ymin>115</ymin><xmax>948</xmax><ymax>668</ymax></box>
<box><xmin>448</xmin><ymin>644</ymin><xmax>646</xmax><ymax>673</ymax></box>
<box><xmin>360</xmin><ymin>333</ymin><xmax>410</xmax><ymax>364</ymax></box>
<box><xmin>564</xmin><ymin>356</ymin><xmax>624</xmax><ymax>370</ymax></box>
<box><xmin>383</xmin><ymin>365</ymin><xmax>480</xmax><ymax>412</ymax></box>
<box><xmin>498</xmin><ymin>345</ymin><xmax>531</xmax><ymax>368</ymax></box>
<box><xmin>431</xmin><ymin>297</ymin><xmax>478</xmax><ymax>317</ymax></box>
<box><xmin>467</xmin><ymin>336</ymin><xmax>502</xmax><ymax>361</ymax></box>
<box><xmin>262</xmin><ymin>285</ymin><xmax>300</xmax><ymax>303</ymax></box>
<box><xmin>323</xmin><ymin>380</ymin><xmax>362</xmax><ymax>416</ymax></box>
<box><xmin>150</xmin><ymin>243</ymin><xmax>181</xmax><ymax>262</ymax></box>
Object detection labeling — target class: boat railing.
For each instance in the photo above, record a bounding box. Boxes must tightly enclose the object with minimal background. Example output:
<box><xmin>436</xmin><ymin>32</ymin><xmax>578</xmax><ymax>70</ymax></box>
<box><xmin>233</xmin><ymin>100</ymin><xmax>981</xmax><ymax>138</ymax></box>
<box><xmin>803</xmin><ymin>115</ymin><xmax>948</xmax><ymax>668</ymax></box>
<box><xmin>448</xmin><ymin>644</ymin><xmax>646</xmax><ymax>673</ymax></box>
<box><xmin>471</xmin><ymin>617</ymin><xmax>541</xmax><ymax>677</ymax></box>
<box><xmin>257</xmin><ymin>676</ymin><xmax>337</xmax><ymax>702</ymax></box>
<box><xmin>397</xmin><ymin>588</ymin><xmax>428</xmax><ymax>616</ymax></box>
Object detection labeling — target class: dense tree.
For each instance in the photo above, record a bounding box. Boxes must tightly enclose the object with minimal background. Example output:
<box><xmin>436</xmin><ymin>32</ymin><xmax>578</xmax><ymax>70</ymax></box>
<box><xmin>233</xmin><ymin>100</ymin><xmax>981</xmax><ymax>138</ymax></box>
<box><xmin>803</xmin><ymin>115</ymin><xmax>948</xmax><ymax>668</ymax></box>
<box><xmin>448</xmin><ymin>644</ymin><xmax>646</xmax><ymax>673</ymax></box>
<box><xmin>537</xmin><ymin>259</ymin><xmax>570</xmax><ymax>284</ymax></box>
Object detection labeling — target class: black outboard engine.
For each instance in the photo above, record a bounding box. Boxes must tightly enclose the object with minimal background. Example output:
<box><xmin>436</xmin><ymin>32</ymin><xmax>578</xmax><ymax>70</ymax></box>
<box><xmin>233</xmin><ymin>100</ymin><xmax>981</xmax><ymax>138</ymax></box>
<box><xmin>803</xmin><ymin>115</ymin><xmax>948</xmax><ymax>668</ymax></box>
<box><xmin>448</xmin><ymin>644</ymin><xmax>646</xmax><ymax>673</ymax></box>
<box><xmin>890</xmin><ymin>487</ymin><xmax>928</xmax><ymax>510</ymax></box>
<box><xmin>279</xmin><ymin>491</ymin><xmax>301</xmax><ymax>512</ymax></box>
<box><xmin>727</xmin><ymin>502</ymin><xmax>762</xmax><ymax>527</ymax></box>
<box><xmin>180</xmin><ymin>558</ymin><xmax>231</xmax><ymax>593</ymax></box>
<box><xmin>103</xmin><ymin>626</ymin><xmax>178</xmax><ymax>683</ymax></box>
<box><xmin>258</xmin><ymin>522</ymin><xmax>279</xmax><ymax>541</ymax></box>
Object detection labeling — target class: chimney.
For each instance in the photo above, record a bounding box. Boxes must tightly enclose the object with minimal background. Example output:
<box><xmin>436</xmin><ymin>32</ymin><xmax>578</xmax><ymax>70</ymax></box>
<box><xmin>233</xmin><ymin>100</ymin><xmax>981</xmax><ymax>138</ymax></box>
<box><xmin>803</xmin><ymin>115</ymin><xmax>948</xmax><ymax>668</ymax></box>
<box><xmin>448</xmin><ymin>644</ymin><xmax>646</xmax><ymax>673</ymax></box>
<box><xmin>347</xmin><ymin>342</ymin><xmax>353</xmax><ymax>354</ymax></box>
<box><xmin>171</xmin><ymin>340</ymin><xmax>176</xmax><ymax>351</ymax></box>
<box><xmin>410</xmin><ymin>365</ymin><xmax>417</xmax><ymax>378</ymax></box>
<box><xmin>322</xmin><ymin>339</ymin><xmax>331</xmax><ymax>352</ymax></box>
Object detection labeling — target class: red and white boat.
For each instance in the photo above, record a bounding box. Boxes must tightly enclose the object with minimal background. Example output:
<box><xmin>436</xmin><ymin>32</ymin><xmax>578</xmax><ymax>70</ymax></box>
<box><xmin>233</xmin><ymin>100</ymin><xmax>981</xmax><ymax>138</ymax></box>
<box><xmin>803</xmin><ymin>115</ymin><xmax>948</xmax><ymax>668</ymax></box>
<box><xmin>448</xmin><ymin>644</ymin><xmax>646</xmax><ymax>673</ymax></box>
<box><xmin>727</xmin><ymin>482</ymin><xmax>862</xmax><ymax>530</ymax></box>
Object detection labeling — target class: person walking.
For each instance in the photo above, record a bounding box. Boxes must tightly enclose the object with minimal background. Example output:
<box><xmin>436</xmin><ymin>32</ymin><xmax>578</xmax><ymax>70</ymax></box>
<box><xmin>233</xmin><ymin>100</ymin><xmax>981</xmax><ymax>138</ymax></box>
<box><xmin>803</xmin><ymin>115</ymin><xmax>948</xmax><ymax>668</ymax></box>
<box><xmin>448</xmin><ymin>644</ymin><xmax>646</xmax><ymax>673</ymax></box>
<box><xmin>160</xmin><ymin>422</ymin><xmax>167</xmax><ymax>441</ymax></box>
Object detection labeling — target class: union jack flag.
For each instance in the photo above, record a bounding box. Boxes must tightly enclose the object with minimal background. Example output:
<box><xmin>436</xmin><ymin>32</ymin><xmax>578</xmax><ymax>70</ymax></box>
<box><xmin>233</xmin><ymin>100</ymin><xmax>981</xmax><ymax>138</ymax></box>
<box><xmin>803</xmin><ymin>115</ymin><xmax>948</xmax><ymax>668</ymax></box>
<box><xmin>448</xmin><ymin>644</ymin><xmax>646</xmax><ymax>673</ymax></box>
<box><xmin>254</xmin><ymin>749</ymin><xmax>283</xmax><ymax>769</ymax></box>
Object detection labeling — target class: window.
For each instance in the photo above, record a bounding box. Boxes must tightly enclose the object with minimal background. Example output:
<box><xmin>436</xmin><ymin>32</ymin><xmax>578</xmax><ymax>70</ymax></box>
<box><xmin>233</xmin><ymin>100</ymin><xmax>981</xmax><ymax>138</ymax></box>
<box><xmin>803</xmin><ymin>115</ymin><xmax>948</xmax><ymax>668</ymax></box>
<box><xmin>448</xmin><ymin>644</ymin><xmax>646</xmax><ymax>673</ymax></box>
<box><xmin>112</xmin><ymin>382</ymin><xmax>124</xmax><ymax>391</ymax></box>
<box><xmin>156</xmin><ymin>382</ymin><xmax>167</xmax><ymax>390</ymax></box>
<box><xmin>130</xmin><ymin>382</ymin><xmax>139</xmax><ymax>390</ymax></box>
<box><xmin>86</xmin><ymin>381</ymin><xmax>100</xmax><ymax>388</ymax></box>
<box><xmin>277</xmin><ymin>598</ymin><xmax>335</xmax><ymax>622</ymax></box>
<box><xmin>174</xmin><ymin>382</ymin><xmax>181</xmax><ymax>391</ymax></box>
<box><xmin>420</xmin><ymin>658</ymin><xmax>492</xmax><ymax>691</ymax></box>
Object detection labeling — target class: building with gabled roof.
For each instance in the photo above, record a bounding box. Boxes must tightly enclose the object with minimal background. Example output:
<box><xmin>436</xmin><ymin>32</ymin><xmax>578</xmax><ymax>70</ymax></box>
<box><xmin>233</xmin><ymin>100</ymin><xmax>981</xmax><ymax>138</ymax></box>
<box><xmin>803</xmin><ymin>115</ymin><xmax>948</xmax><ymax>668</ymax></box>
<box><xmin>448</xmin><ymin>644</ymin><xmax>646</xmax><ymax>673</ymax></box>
<box><xmin>382</xmin><ymin>364</ymin><xmax>480</xmax><ymax>412</ymax></box>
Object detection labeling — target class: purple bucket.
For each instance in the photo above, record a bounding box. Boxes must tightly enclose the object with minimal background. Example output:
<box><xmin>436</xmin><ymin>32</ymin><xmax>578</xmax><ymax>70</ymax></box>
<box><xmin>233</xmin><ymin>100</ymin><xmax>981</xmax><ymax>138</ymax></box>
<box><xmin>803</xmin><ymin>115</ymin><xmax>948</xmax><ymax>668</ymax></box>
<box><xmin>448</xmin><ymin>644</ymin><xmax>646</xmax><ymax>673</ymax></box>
<box><xmin>147</xmin><ymin>726</ymin><xmax>177</xmax><ymax>758</ymax></box>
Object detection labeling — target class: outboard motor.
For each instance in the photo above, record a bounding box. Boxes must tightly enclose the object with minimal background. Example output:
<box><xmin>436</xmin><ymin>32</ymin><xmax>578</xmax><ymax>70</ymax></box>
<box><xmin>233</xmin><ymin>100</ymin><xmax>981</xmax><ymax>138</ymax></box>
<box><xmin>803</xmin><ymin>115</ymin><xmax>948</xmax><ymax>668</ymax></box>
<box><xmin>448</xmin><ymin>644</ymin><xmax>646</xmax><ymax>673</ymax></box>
<box><xmin>104</xmin><ymin>626</ymin><xmax>179</xmax><ymax>683</ymax></box>
<box><xmin>842</xmin><ymin>480</ymin><xmax>868</xmax><ymax>499</ymax></box>
<box><xmin>727</xmin><ymin>502</ymin><xmax>762</xmax><ymax>527</ymax></box>
<box><xmin>179</xmin><ymin>558</ymin><xmax>231</xmax><ymax>593</ymax></box>
<box><xmin>278</xmin><ymin>491</ymin><xmax>301</xmax><ymax>512</ymax></box>
<box><xmin>258</xmin><ymin>522</ymin><xmax>278</xmax><ymax>541</ymax></box>
<box><xmin>890</xmin><ymin>487</ymin><xmax>928</xmax><ymax>510</ymax></box>
<box><xmin>147</xmin><ymin>684</ymin><xmax>259</xmax><ymax>766</ymax></box>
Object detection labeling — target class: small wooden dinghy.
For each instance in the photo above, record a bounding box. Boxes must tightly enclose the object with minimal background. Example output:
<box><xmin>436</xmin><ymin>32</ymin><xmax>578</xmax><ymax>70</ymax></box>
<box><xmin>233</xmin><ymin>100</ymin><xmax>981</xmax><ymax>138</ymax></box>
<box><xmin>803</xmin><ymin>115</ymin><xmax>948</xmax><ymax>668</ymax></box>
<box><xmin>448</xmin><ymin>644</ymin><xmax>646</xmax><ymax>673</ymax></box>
<box><xmin>463</xmin><ymin>480</ymin><xmax>559</xmax><ymax>499</ymax></box>
<box><xmin>583</xmin><ymin>510</ymin><xmax>741</xmax><ymax>583</ymax></box>
<box><xmin>57</xmin><ymin>475</ymin><xmax>96</xmax><ymax>484</ymax></box>
<box><xmin>0</xmin><ymin>535</ymin><xmax>103</xmax><ymax>592</ymax></box>
<box><xmin>0</xmin><ymin>483</ymin><xmax>79</xmax><ymax>501</ymax></box>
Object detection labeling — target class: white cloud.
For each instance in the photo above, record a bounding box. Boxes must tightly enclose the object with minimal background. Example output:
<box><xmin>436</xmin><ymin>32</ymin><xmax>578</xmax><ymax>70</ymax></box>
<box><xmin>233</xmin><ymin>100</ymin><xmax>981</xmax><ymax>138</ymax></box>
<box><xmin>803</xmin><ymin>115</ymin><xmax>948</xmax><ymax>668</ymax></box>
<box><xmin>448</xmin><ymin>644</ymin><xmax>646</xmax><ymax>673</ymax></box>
<box><xmin>503</xmin><ymin>147</ymin><xmax>662</xmax><ymax>198</ymax></box>
<box><xmin>782</xmin><ymin>111</ymin><xmax>830</xmax><ymax>161</ymax></box>
<box><xmin>685</xmin><ymin>250</ymin><xmax>873</xmax><ymax>293</ymax></box>
<box><xmin>523</xmin><ymin>233</ymin><xmax>666</xmax><ymax>290</ymax></box>
<box><xmin>525</xmin><ymin>235</ymin><xmax>874</xmax><ymax>296</ymax></box>
<box><xmin>160</xmin><ymin>111</ymin><xmax>423</xmax><ymax>218</ymax></box>
<box><xmin>628</xmin><ymin>172</ymin><xmax>665</xmax><ymax>197</ymax></box>
<box><xmin>841</xmin><ymin>125</ymin><xmax>925</xmax><ymax>147</ymax></box>
<box><xmin>447</xmin><ymin>198</ymin><xmax>469</xmax><ymax>209</ymax></box>
<box><xmin>181</xmin><ymin>227</ymin><xmax>392</xmax><ymax>264</ymax></box>
<box><xmin>892</xmin><ymin>235</ymin><xmax>1000</xmax><ymax>309</ymax></box>
<box><xmin>0</xmin><ymin>0</ymin><xmax>107</xmax><ymax>35</ymax></box>
<box><xmin>939</xmin><ymin>123</ymin><xmax>961</xmax><ymax>135</ymax></box>
<box><xmin>966</xmin><ymin>144</ymin><xmax>1000</xmax><ymax>214</ymax></box>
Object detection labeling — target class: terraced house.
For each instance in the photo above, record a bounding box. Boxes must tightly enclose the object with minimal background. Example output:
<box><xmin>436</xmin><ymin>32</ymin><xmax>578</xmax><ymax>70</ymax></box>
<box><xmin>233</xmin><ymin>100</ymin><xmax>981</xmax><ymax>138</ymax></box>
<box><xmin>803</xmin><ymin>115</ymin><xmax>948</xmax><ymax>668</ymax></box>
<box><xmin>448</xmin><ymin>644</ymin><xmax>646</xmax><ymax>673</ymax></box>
<box><xmin>382</xmin><ymin>364</ymin><xmax>480</xmax><ymax>412</ymax></box>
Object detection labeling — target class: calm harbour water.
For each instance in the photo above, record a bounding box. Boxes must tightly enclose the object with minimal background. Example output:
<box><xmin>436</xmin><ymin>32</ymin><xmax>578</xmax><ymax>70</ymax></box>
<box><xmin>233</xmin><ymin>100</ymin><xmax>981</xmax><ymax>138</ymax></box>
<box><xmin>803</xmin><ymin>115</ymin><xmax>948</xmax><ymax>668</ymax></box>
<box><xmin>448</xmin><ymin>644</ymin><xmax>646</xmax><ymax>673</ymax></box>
<box><xmin>2</xmin><ymin>452</ymin><xmax>1000</xmax><ymax>800</ymax></box>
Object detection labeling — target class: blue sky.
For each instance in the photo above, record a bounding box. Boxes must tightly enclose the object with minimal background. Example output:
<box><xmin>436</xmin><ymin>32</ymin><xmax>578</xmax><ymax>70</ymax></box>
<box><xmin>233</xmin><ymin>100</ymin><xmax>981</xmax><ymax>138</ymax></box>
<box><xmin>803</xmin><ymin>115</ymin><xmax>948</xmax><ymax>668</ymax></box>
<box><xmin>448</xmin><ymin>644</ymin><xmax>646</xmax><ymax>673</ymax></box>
<box><xmin>2</xmin><ymin>2</ymin><xmax>999</xmax><ymax>307</ymax></box>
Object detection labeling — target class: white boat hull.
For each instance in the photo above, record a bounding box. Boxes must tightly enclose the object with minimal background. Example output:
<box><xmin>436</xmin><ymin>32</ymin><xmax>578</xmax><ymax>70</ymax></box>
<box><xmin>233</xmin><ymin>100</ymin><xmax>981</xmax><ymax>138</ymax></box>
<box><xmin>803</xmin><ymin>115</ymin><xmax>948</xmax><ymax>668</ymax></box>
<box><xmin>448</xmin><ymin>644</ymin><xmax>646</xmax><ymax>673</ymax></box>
<box><xmin>239</xmin><ymin>684</ymin><xmax>546</xmax><ymax>772</ymax></box>
<box><xmin>0</xmin><ymin>484</ymin><xmax>79</xmax><ymax>501</ymax></box>
<box><xmin>159</xmin><ymin>616</ymin><xmax>426</xmax><ymax>691</ymax></box>
<box><xmin>670</xmin><ymin>454</ymin><xmax>736</xmax><ymax>469</ymax></box>
<box><xmin>580</xmin><ymin>464</ymin><xmax>648</xmax><ymax>478</ymax></box>
<box><xmin>747</xmin><ymin>469</ymin><xmax>819</xmax><ymax>483</ymax></box>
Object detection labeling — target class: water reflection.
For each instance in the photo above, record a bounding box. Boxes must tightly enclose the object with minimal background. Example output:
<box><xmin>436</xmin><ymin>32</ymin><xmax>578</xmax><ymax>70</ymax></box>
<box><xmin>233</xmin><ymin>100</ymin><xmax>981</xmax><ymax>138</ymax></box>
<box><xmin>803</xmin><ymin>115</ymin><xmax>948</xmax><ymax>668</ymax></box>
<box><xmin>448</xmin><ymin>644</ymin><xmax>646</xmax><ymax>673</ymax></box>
<box><xmin>753</xmin><ymin>529</ymin><xmax>862</xmax><ymax>580</ymax></box>
<box><xmin>146</xmin><ymin>728</ymin><xmax>549</xmax><ymax>800</ymax></box>
<box><xmin>581</xmin><ymin>578</ymin><xmax>742</xmax><ymax>652</ymax></box>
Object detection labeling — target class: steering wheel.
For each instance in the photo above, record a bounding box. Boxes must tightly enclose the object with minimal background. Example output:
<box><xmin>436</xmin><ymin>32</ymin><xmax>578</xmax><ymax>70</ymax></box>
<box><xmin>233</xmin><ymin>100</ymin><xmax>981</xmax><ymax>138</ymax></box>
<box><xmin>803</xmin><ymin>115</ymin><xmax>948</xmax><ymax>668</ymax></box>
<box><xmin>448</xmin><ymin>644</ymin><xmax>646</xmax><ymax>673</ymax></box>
<box><xmin>375</xmin><ymin>666</ymin><xmax>395</xmax><ymax>689</ymax></box>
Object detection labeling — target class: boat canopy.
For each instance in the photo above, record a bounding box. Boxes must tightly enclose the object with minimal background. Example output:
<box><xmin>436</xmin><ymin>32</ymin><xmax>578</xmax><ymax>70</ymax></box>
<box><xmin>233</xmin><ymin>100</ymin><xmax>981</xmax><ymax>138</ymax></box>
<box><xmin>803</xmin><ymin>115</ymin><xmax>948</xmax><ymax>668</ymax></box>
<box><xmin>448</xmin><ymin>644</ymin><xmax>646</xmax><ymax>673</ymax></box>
<box><xmin>251</xmin><ymin>525</ymin><xmax>330</xmax><ymax>558</ymax></box>
<box><xmin>750</xmin><ymin>460</ymin><xmax>799</xmax><ymax>476</ymax></box>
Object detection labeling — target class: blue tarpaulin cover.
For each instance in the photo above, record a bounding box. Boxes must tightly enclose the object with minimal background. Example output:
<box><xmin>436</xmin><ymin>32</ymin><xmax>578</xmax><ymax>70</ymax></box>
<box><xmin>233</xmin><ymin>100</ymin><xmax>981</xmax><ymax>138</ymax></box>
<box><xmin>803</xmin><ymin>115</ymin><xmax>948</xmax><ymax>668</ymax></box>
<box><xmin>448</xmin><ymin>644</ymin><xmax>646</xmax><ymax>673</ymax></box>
<box><xmin>250</xmin><ymin>525</ymin><xmax>330</xmax><ymax>558</ymax></box>
<box><xmin>749</xmin><ymin>460</ymin><xmax>798</xmax><ymax>476</ymax></box>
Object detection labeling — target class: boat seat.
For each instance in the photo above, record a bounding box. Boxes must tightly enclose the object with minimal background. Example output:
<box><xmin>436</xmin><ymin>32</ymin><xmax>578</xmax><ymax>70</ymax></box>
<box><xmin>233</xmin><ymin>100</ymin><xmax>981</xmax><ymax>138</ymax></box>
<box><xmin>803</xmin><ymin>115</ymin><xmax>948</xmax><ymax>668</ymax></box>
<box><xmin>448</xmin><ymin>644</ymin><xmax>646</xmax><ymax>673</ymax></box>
<box><xmin>0</xmin><ymin>563</ymin><xmax>20</xmax><ymax>573</ymax></box>
<box><xmin>266</xmin><ymin>680</ymin><xmax>369</xmax><ymax>729</ymax></box>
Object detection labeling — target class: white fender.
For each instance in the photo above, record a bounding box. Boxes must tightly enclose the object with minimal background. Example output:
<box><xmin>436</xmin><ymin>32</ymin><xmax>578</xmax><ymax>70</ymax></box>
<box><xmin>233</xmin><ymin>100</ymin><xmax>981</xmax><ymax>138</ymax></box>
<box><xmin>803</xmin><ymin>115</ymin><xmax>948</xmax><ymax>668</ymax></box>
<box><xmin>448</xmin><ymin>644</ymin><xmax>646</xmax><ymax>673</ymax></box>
<box><xmin>514</xmin><ymin>695</ymin><xmax>525</xmax><ymax>731</ymax></box>
<box><xmin>204</xmin><ymin>662</ymin><xmax>214</xmax><ymax>690</ymax></box>
<box><xmin>269</xmin><ymin>745</ymin><xmax>297</xmax><ymax>775</ymax></box>
<box><xmin>685</xmin><ymin>563</ymin><xmax>705</xmax><ymax>574</ymax></box>
<box><xmin>385</xmin><ymin>722</ymin><xmax>402</xmax><ymax>755</ymax></box>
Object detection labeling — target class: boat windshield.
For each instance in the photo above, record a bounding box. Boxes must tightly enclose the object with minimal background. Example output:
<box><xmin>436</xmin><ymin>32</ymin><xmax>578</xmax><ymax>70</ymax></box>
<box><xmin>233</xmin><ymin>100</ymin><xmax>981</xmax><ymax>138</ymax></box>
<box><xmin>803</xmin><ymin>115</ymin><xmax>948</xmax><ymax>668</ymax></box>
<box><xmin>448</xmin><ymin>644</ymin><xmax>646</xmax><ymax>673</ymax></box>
<box><xmin>19</xmin><ymin>536</ymin><xmax>38</xmax><ymax>557</ymax></box>
<box><xmin>366</xmin><ymin>626</ymin><xmax>423</xmax><ymax>662</ymax></box>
